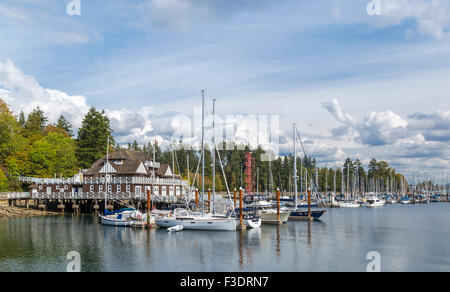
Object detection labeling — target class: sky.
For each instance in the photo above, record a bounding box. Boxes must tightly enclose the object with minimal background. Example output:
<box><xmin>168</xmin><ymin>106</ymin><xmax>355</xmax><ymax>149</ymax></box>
<box><xmin>0</xmin><ymin>0</ymin><xmax>449</xmax><ymax>182</ymax></box>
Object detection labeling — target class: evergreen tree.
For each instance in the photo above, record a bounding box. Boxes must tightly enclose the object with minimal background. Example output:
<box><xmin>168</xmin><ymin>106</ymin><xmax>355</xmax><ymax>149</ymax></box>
<box><xmin>18</xmin><ymin>111</ymin><xmax>26</xmax><ymax>127</ymax></box>
<box><xmin>24</xmin><ymin>107</ymin><xmax>48</xmax><ymax>137</ymax></box>
<box><xmin>56</xmin><ymin>115</ymin><xmax>73</xmax><ymax>137</ymax></box>
<box><xmin>76</xmin><ymin>107</ymin><xmax>113</xmax><ymax>169</ymax></box>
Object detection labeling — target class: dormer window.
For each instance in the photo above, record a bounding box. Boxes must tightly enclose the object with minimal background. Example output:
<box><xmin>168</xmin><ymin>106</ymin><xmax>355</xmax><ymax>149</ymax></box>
<box><xmin>114</xmin><ymin>160</ymin><xmax>123</xmax><ymax>166</ymax></box>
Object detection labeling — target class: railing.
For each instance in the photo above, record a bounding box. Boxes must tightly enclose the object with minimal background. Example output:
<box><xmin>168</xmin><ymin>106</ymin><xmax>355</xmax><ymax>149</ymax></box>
<box><xmin>18</xmin><ymin>176</ymin><xmax>188</xmax><ymax>186</ymax></box>
<box><xmin>0</xmin><ymin>192</ymin><xmax>30</xmax><ymax>199</ymax></box>
<box><xmin>29</xmin><ymin>192</ymin><xmax>181</xmax><ymax>202</ymax></box>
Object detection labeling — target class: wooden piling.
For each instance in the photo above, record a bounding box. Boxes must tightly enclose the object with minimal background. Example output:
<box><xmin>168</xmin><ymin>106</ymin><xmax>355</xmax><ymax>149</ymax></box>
<box><xmin>146</xmin><ymin>189</ymin><xmax>151</xmax><ymax>229</ymax></box>
<box><xmin>208</xmin><ymin>188</ymin><xmax>211</xmax><ymax>212</ymax></box>
<box><xmin>237</xmin><ymin>187</ymin><xmax>246</xmax><ymax>230</ymax></box>
<box><xmin>277</xmin><ymin>188</ymin><xmax>280</xmax><ymax>222</ymax></box>
<box><xmin>308</xmin><ymin>188</ymin><xmax>312</xmax><ymax>221</ymax></box>
<box><xmin>195</xmin><ymin>188</ymin><xmax>199</xmax><ymax>209</ymax></box>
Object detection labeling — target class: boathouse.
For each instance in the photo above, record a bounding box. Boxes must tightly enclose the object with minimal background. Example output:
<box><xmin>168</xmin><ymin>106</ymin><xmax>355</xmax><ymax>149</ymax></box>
<box><xmin>23</xmin><ymin>149</ymin><xmax>188</xmax><ymax>199</ymax></box>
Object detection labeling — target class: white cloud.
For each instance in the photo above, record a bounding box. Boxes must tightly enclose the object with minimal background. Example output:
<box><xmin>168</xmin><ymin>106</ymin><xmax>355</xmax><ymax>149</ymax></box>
<box><xmin>379</xmin><ymin>0</ymin><xmax>450</xmax><ymax>40</ymax></box>
<box><xmin>322</xmin><ymin>99</ymin><xmax>408</xmax><ymax>145</ymax></box>
<box><xmin>358</xmin><ymin>110</ymin><xmax>408</xmax><ymax>145</ymax></box>
<box><xmin>0</xmin><ymin>59</ymin><xmax>90</xmax><ymax>129</ymax></box>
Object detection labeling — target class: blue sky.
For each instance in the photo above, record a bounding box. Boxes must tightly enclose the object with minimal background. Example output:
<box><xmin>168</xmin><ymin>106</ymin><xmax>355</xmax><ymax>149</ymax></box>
<box><xmin>0</xmin><ymin>0</ymin><xmax>449</xmax><ymax>180</ymax></box>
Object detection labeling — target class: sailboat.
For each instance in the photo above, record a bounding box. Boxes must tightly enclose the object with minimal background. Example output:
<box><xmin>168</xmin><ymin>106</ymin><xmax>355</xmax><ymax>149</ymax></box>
<box><xmin>155</xmin><ymin>91</ymin><xmax>236</xmax><ymax>231</ymax></box>
<box><xmin>99</xmin><ymin>137</ymin><xmax>152</xmax><ymax>227</ymax></box>
<box><xmin>288</xmin><ymin>124</ymin><xmax>326</xmax><ymax>220</ymax></box>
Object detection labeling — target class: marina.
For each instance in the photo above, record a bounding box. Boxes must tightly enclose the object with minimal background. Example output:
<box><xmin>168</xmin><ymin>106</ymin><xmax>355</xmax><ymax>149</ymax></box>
<box><xmin>0</xmin><ymin>203</ymin><xmax>448</xmax><ymax>272</ymax></box>
<box><xmin>1</xmin><ymin>0</ymin><xmax>450</xmax><ymax>275</ymax></box>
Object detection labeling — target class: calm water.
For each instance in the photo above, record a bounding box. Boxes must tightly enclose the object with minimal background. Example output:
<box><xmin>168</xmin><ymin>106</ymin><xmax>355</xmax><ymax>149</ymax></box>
<box><xmin>0</xmin><ymin>203</ymin><xmax>449</xmax><ymax>272</ymax></box>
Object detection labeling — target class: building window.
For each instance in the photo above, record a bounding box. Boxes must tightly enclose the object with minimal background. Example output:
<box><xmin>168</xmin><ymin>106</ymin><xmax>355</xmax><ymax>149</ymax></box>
<box><xmin>126</xmin><ymin>185</ymin><xmax>130</xmax><ymax>192</ymax></box>
<box><xmin>162</xmin><ymin>186</ymin><xmax>167</xmax><ymax>196</ymax></box>
<box><xmin>169</xmin><ymin>187</ymin><xmax>174</xmax><ymax>196</ymax></box>
<box><xmin>90</xmin><ymin>185</ymin><xmax>94</xmax><ymax>192</ymax></box>
<box><xmin>99</xmin><ymin>185</ymin><xmax>103</xmax><ymax>192</ymax></box>
<box><xmin>117</xmin><ymin>185</ymin><xmax>121</xmax><ymax>192</ymax></box>
<box><xmin>135</xmin><ymin>186</ymin><xmax>142</xmax><ymax>195</ymax></box>
<box><xmin>39</xmin><ymin>185</ymin><xmax>43</xmax><ymax>190</ymax></box>
<box><xmin>64</xmin><ymin>185</ymin><xmax>68</xmax><ymax>190</ymax></box>
<box><xmin>56</xmin><ymin>185</ymin><xmax>59</xmax><ymax>189</ymax></box>
<box><xmin>108</xmin><ymin>185</ymin><xmax>112</xmax><ymax>192</ymax></box>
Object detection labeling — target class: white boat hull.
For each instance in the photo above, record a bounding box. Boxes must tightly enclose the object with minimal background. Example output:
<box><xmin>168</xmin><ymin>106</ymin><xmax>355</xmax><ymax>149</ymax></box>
<box><xmin>235</xmin><ymin>218</ymin><xmax>261</xmax><ymax>228</ymax></box>
<box><xmin>338</xmin><ymin>202</ymin><xmax>360</xmax><ymax>208</ymax></box>
<box><xmin>156</xmin><ymin>217</ymin><xmax>237</xmax><ymax>231</ymax></box>
<box><xmin>365</xmin><ymin>202</ymin><xmax>385</xmax><ymax>208</ymax></box>
<box><xmin>167</xmin><ymin>225</ymin><xmax>183</xmax><ymax>232</ymax></box>
<box><xmin>260</xmin><ymin>211</ymin><xmax>290</xmax><ymax>224</ymax></box>
<box><xmin>100</xmin><ymin>215</ymin><xmax>134</xmax><ymax>227</ymax></box>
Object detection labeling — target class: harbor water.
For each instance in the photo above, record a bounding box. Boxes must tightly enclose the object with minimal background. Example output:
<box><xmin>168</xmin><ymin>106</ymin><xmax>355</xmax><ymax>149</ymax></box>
<box><xmin>0</xmin><ymin>203</ymin><xmax>449</xmax><ymax>272</ymax></box>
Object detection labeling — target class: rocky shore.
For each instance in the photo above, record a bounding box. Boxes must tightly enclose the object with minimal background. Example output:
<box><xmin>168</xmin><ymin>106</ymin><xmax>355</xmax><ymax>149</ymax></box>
<box><xmin>0</xmin><ymin>206</ymin><xmax>59</xmax><ymax>218</ymax></box>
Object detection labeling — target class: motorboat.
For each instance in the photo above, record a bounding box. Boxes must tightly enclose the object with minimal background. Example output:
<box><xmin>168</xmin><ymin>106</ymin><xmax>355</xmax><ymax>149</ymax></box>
<box><xmin>338</xmin><ymin>200</ymin><xmax>360</xmax><ymax>208</ymax></box>
<box><xmin>225</xmin><ymin>207</ymin><xmax>262</xmax><ymax>228</ymax></box>
<box><xmin>250</xmin><ymin>201</ymin><xmax>290</xmax><ymax>224</ymax></box>
<box><xmin>364</xmin><ymin>197</ymin><xmax>386</xmax><ymax>207</ymax></box>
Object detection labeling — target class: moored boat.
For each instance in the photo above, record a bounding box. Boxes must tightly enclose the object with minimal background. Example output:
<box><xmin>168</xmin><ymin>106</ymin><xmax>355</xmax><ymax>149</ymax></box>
<box><xmin>364</xmin><ymin>197</ymin><xmax>385</xmax><ymax>207</ymax></box>
<box><xmin>288</xmin><ymin>209</ymin><xmax>326</xmax><ymax>220</ymax></box>
<box><xmin>250</xmin><ymin>201</ymin><xmax>290</xmax><ymax>224</ymax></box>
<box><xmin>99</xmin><ymin>208</ymin><xmax>151</xmax><ymax>227</ymax></box>
<box><xmin>155</xmin><ymin>208</ymin><xmax>237</xmax><ymax>231</ymax></box>
<box><xmin>225</xmin><ymin>207</ymin><xmax>262</xmax><ymax>228</ymax></box>
<box><xmin>338</xmin><ymin>200</ymin><xmax>360</xmax><ymax>208</ymax></box>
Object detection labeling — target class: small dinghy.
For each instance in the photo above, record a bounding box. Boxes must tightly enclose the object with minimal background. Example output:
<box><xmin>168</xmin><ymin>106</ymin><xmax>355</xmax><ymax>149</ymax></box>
<box><xmin>167</xmin><ymin>225</ymin><xmax>183</xmax><ymax>232</ymax></box>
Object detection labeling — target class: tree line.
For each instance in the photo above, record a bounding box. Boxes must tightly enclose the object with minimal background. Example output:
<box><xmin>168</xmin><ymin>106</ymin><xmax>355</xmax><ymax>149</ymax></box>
<box><xmin>1</xmin><ymin>97</ymin><xmax>407</xmax><ymax>193</ymax></box>
<box><xmin>0</xmin><ymin>98</ymin><xmax>113</xmax><ymax>191</ymax></box>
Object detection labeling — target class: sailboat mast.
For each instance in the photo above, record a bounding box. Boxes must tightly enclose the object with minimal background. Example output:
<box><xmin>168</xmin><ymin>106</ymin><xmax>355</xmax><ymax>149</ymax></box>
<box><xmin>293</xmin><ymin>124</ymin><xmax>298</xmax><ymax>209</ymax></box>
<box><xmin>212</xmin><ymin>98</ymin><xmax>216</xmax><ymax>214</ymax></box>
<box><xmin>105</xmin><ymin>136</ymin><xmax>109</xmax><ymax>213</ymax></box>
<box><xmin>201</xmin><ymin>90</ymin><xmax>205</xmax><ymax>215</ymax></box>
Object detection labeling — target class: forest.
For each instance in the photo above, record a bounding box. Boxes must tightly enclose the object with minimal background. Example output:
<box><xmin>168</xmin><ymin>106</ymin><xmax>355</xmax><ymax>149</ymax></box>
<box><xmin>0</xmin><ymin>97</ymin><xmax>408</xmax><ymax>193</ymax></box>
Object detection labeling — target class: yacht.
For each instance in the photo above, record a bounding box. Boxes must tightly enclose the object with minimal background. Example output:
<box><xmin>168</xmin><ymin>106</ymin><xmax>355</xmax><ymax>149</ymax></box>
<box><xmin>338</xmin><ymin>200</ymin><xmax>360</xmax><ymax>208</ymax></box>
<box><xmin>250</xmin><ymin>200</ymin><xmax>290</xmax><ymax>224</ymax></box>
<box><xmin>224</xmin><ymin>207</ymin><xmax>262</xmax><ymax>228</ymax></box>
<box><xmin>365</xmin><ymin>197</ymin><xmax>386</xmax><ymax>207</ymax></box>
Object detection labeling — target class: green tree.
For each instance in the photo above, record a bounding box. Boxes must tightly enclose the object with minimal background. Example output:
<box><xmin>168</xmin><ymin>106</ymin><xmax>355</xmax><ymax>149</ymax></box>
<box><xmin>0</xmin><ymin>99</ymin><xmax>26</xmax><ymax>164</ymax></box>
<box><xmin>76</xmin><ymin>107</ymin><xmax>114</xmax><ymax>169</ymax></box>
<box><xmin>56</xmin><ymin>115</ymin><xmax>73</xmax><ymax>137</ymax></box>
<box><xmin>0</xmin><ymin>168</ymin><xmax>7</xmax><ymax>191</ymax></box>
<box><xmin>24</xmin><ymin>107</ymin><xmax>48</xmax><ymax>137</ymax></box>
<box><xmin>18</xmin><ymin>111</ymin><xmax>26</xmax><ymax>127</ymax></box>
<box><xmin>29</xmin><ymin>132</ymin><xmax>78</xmax><ymax>177</ymax></box>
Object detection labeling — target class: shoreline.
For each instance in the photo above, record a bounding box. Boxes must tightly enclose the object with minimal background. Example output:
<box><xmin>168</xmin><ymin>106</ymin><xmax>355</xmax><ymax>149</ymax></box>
<box><xmin>0</xmin><ymin>205</ymin><xmax>59</xmax><ymax>218</ymax></box>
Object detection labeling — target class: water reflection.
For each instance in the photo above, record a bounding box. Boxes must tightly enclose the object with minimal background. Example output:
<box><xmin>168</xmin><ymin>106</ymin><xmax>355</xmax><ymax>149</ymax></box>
<box><xmin>1</xmin><ymin>204</ymin><xmax>449</xmax><ymax>271</ymax></box>
<box><xmin>307</xmin><ymin>220</ymin><xmax>312</xmax><ymax>248</ymax></box>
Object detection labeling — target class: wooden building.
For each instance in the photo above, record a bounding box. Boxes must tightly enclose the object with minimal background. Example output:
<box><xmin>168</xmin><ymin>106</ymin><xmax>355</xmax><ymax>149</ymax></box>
<box><xmin>27</xmin><ymin>149</ymin><xmax>188</xmax><ymax>198</ymax></box>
